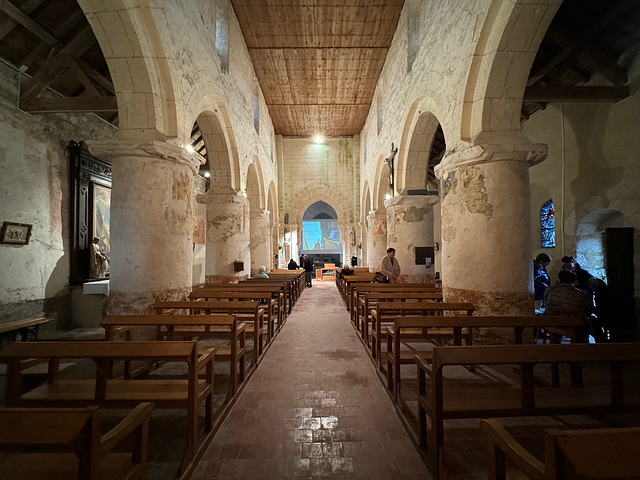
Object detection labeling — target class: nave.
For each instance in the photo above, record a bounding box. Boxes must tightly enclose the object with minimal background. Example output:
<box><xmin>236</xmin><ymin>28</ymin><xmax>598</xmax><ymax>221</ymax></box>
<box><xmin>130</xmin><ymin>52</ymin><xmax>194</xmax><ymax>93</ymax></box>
<box><xmin>192</xmin><ymin>281</ymin><xmax>430</xmax><ymax>480</ymax></box>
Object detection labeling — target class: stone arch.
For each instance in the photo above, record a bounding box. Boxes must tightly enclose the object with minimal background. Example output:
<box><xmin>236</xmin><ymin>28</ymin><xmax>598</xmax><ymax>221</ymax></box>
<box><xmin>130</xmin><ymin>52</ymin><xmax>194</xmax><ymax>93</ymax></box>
<box><xmin>461</xmin><ymin>0</ymin><xmax>561</xmax><ymax>143</ymax></box>
<box><xmin>245</xmin><ymin>157</ymin><xmax>265</xmax><ymax>212</ymax></box>
<box><xmin>289</xmin><ymin>187</ymin><xmax>349</xmax><ymax>226</ymax></box>
<box><xmin>361</xmin><ymin>181</ymin><xmax>372</xmax><ymax>221</ymax></box>
<box><xmin>396</xmin><ymin>107</ymin><xmax>446</xmax><ymax>195</ymax></box>
<box><xmin>190</xmin><ymin>103</ymin><xmax>241</xmax><ymax>192</ymax></box>
<box><xmin>372</xmin><ymin>155</ymin><xmax>391</xmax><ymax>212</ymax></box>
<box><xmin>79</xmin><ymin>0</ymin><xmax>178</xmax><ymax>136</ymax></box>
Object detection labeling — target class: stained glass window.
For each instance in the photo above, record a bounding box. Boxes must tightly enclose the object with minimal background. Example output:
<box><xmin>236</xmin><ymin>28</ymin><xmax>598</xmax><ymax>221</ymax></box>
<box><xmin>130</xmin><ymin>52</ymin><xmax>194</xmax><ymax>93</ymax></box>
<box><xmin>541</xmin><ymin>200</ymin><xmax>555</xmax><ymax>248</ymax></box>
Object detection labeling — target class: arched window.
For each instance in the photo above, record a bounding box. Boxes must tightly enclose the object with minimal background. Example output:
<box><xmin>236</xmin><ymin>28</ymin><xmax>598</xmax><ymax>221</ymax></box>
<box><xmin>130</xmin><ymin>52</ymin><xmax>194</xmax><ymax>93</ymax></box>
<box><xmin>541</xmin><ymin>200</ymin><xmax>555</xmax><ymax>247</ymax></box>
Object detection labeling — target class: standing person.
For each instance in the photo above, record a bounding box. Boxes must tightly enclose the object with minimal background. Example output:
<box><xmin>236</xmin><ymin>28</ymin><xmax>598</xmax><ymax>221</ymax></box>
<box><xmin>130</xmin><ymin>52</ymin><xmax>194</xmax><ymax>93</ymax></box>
<box><xmin>303</xmin><ymin>255</ymin><xmax>314</xmax><ymax>287</ymax></box>
<box><xmin>380</xmin><ymin>247</ymin><xmax>401</xmax><ymax>283</ymax></box>
<box><xmin>287</xmin><ymin>258</ymin><xmax>298</xmax><ymax>270</ymax></box>
<box><xmin>533</xmin><ymin>253</ymin><xmax>552</xmax><ymax>305</ymax></box>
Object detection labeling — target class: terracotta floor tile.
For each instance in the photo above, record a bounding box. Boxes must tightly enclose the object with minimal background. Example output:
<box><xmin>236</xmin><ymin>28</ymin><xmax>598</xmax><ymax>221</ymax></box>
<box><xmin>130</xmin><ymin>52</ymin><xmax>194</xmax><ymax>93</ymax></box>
<box><xmin>191</xmin><ymin>282</ymin><xmax>431</xmax><ymax>480</ymax></box>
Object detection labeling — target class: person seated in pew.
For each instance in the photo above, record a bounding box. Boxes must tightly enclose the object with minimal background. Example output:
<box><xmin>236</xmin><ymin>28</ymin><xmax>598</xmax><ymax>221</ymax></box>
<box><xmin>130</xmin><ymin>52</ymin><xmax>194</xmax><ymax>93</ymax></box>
<box><xmin>589</xmin><ymin>277</ymin><xmax>637</xmax><ymax>342</ymax></box>
<box><xmin>533</xmin><ymin>253</ymin><xmax>551</xmax><ymax>307</ymax></box>
<box><xmin>288</xmin><ymin>259</ymin><xmax>298</xmax><ymax>270</ymax></box>
<box><xmin>253</xmin><ymin>265</ymin><xmax>270</xmax><ymax>279</ymax></box>
<box><xmin>543</xmin><ymin>270</ymin><xmax>592</xmax><ymax>320</ymax></box>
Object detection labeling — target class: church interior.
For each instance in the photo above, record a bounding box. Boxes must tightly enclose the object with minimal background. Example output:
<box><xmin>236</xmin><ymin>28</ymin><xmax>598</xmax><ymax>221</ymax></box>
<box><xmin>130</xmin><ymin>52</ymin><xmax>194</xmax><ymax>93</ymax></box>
<box><xmin>1</xmin><ymin>0</ymin><xmax>640</xmax><ymax>479</ymax></box>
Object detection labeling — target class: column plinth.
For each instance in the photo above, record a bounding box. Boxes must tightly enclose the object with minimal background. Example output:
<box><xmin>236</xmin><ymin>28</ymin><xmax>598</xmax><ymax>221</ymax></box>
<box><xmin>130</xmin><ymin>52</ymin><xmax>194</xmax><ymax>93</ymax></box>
<box><xmin>384</xmin><ymin>195</ymin><xmax>439</xmax><ymax>283</ymax></box>
<box><xmin>197</xmin><ymin>192</ymin><xmax>250</xmax><ymax>283</ymax></box>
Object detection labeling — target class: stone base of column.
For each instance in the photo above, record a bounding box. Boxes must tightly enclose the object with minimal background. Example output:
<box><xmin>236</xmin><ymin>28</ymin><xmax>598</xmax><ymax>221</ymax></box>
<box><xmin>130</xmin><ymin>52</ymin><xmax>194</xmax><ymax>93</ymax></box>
<box><xmin>398</xmin><ymin>272</ymin><xmax>435</xmax><ymax>284</ymax></box>
<box><xmin>110</xmin><ymin>286</ymin><xmax>191</xmax><ymax>315</ymax></box>
<box><xmin>444</xmin><ymin>285</ymin><xmax>534</xmax><ymax>344</ymax></box>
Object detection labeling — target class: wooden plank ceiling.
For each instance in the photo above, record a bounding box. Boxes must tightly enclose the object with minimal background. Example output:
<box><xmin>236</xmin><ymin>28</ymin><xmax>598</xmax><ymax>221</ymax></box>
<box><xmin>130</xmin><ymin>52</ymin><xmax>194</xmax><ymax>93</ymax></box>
<box><xmin>231</xmin><ymin>0</ymin><xmax>405</xmax><ymax>137</ymax></box>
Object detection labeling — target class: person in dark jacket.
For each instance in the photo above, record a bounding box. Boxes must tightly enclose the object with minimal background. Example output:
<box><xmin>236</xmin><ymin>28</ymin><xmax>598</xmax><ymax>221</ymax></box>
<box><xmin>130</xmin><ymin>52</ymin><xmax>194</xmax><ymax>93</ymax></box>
<box><xmin>303</xmin><ymin>255</ymin><xmax>313</xmax><ymax>287</ymax></box>
<box><xmin>533</xmin><ymin>253</ymin><xmax>551</xmax><ymax>303</ymax></box>
<box><xmin>287</xmin><ymin>259</ymin><xmax>298</xmax><ymax>270</ymax></box>
<box><xmin>561</xmin><ymin>256</ymin><xmax>593</xmax><ymax>292</ymax></box>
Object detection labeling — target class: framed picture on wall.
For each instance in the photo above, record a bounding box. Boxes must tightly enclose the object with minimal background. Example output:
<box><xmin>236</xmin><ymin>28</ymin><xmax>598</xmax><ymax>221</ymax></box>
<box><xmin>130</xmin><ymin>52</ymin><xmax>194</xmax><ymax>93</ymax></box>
<box><xmin>0</xmin><ymin>221</ymin><xmax>33</xmax><ymax>245</ymax></box>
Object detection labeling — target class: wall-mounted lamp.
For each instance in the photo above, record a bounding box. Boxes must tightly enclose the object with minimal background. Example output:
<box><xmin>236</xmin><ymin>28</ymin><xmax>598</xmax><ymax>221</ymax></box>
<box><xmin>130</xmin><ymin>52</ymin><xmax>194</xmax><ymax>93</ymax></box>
<box><xmin>186</xmin><ymin>144</ymin><xmax>195</xmax><ymax>154</ymax></box>
<box><xmin>204</xmin><ymin>171</ymin><xmax>211</xmax><ymax>179</ymax></box>
<box><xmin>314</xmin><ymin>135</ymin><xmax>325</xmax><ymax>144</ymax></box>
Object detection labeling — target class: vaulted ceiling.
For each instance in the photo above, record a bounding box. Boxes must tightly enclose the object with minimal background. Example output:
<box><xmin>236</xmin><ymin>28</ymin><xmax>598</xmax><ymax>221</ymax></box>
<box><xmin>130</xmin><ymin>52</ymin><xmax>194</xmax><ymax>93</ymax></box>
<box><xmin>231</xmin><ymin>0</ymin><xmax>405</xmax><ymax>137</ymax></box>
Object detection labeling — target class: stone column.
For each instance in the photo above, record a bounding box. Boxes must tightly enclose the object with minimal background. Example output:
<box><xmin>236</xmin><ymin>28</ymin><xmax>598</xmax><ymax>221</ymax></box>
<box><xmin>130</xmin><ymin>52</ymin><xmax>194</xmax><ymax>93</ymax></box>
<box><xmin>384</xmin><ymin>194</ymin><xmax>439</xmax><ymax>283</ymax></box>
<box><xmin>357</xmin><ymin>221</ymin><xmax>366</xmax><ymax>267</ymax></box>
<box><xmin>197</xmin><ymin>191</ymin><xmax>250</xmax><ymax>283</ymax></box>
<box><xmin>435</xmin><ymin>142</ymin><xmax>547</xmax><ymax>318</ymax></box>
<box><xmin>250</xmin><ymin>211</ymin><xmax>271</xmax><ymax>274</ymax></box>
<box><xmin>338</xmin><ymin>224</ymin><xmax>349</xmax><ymax>266</ymax></box>
<box><xmin>366</xmin><ymin>211</ymin><xmax>387</xmax><ymax>272</ymax></box>
<box><xmin>89</xmin><ymin>139</ymin><xmax>200</xmax><ymax>313</ymax></box>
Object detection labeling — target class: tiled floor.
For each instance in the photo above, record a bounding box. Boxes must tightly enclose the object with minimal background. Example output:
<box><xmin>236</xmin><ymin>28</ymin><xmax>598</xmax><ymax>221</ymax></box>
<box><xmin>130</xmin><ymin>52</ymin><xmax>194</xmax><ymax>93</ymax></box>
<box><xmin>192</xmin><ymin>280</ymin><xmax>431</xmax><ymax>479</ymax></box>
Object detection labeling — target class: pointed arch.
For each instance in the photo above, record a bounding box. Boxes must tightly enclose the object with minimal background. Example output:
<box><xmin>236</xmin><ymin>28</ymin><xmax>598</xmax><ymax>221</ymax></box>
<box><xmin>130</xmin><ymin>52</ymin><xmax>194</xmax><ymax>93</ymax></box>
<box><xmin>267</xmin><ymin>180</ymin><xmax>278</xmax><ymax>224</ymax></box>
<box><xmin>372</xmin><ymin>155</ymin><xmax>391</xmax><ymax>212</ymax></box>
<box><xmin>289</xmin><ymin>187</ymin><xmax>349</xmax><ymax>226</ymax></box>
<box><xmin>245</xmin><ymin>156</ymin><xmax>266</xmax><ymax>212</ymax></box>
<box><xmin>361</xmin><ymin>180</ymin><xmax>372</xmax><ymax>221</ymax></box>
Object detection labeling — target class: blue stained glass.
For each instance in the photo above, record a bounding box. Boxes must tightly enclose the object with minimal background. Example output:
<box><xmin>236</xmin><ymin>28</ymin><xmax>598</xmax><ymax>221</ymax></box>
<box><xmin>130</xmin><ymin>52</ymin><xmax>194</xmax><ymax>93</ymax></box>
<box><xmin>541</xmin><ymin>200</ymin><xmax>555</xmax><ymax>248</ymax></box>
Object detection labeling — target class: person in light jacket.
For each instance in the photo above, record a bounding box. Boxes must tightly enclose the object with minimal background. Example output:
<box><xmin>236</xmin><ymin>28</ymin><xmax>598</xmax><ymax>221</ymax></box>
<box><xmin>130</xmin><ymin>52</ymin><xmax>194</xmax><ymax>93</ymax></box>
<box><xmin>379</xmin><ymin>247</ymin><xmax>401</xmax><ymax>283</ymax></box>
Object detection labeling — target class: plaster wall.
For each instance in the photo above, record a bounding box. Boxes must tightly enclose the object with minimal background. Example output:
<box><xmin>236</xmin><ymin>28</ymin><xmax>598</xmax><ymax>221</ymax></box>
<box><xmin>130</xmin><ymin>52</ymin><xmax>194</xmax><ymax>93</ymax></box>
<box><xmin>0</xmin><ymin>62</ymin><xmax>116</xmax><ymax>322</ymax></box>
<box><xmin>279</xmin><ymin>137</ymin><xmax>360</xmax><ymax>260</ymax></box>
<box><xmin>527</xmin><ymin>58</ymin><xmax>640</xmax><ymax>302</ymax></box>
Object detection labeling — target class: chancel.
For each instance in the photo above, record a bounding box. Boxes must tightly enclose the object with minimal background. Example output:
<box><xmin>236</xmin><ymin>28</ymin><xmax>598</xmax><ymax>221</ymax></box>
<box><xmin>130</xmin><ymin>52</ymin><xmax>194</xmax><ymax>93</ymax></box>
<box><xmin>0</xmin><ymin>1</ymin><xmax>639</xmax><ymax>479</ymax></box>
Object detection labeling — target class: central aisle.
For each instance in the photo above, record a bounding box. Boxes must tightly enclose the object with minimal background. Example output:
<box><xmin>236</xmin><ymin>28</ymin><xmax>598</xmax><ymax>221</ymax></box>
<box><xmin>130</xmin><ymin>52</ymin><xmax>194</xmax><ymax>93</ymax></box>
<box><xmin>192</xmin><ymin>281</ymin><xmax>431</xmax><ymax>479</ymax></box>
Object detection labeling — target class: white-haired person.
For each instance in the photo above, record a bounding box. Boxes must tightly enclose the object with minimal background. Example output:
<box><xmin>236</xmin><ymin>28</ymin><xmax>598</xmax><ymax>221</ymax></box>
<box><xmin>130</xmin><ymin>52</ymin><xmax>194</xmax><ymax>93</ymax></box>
<box><xmin>253</xmin><ymin>265</ymin><xmax>269</xmax><ymax>279</ymax></box>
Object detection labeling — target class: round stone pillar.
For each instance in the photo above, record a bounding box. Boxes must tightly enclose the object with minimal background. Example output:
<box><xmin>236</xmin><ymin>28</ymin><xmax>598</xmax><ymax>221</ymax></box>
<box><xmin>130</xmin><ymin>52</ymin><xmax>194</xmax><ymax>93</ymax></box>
<box><xmin>366</xmin><ymin>211</ymin><xmax>387</xmax><ymax>272</ymax></box>
<box><xmin>89</xmin><ymin>139</ymin><xmax>200</xmax><ymax>313</ymax></box>
<box><xmin>384</xmin><ymin>194</ymin><xmax>439</xmax><ymax>283</ymax></box>
<box><xmin>435</xmin><ymin>142</ymin><xmax>547</xmax><ymax>318</ymax></box>
<box><xmin>250</xmin><ymin>211</ymin><xmax>271</xmax><ymax>274</ymax></box>
<box><xmin>197</xmin><ymin>192</ymin><xmax>250</xmax><ymax>283</ymax></box>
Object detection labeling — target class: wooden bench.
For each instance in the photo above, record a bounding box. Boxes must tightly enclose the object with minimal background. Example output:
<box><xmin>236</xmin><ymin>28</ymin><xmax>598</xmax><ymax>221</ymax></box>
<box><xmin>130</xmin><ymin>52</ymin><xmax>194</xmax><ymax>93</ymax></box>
<box><xmin>417</xmin><ymin>343</ymin><xmax>640</xmax><ymax>479</ymax></box>
<box><xmin>191</xmin><ymin>286</ymin><xmax>284</xmax><ymax>330</ymax></box>
<box><xmin>102</xmin><ymin>314</ymin><xmax>245</xmax><ymax>397</ymax></box>
<box><xmin>0</xmin><ymin>316</ymin><xmax>51</xmax><ymax>346</ymax></box>
<box><xmin>386</xmin><ymin>315</ymin><xmax>584</xmax><ymax>404</ymax></box>
<box><xmin>0</xmin><ymin>340</ymin><xmax>215</xmax><ymax>473</ymax></box>
<box><xmin>349</xmin><ymin>283</ymin><xmax>441</xmax><ymax>320</ymax></box>
<box><xmin>338</xmin><ymin>275</ymin><xmax>374</xmax><ymax>307</ymax></box>
<box><xmin>242</xmin><ymin>279</ymin><xmax>295</xmax><ymax>314</ymax></box>
<box><xmin>358</xmin><ymin>292</ymin><xmax>444</xmax><ymax>341</ymax></box>
<box><xmin>154</xmin><ymin>300</ymin><xmax>265</xmax><ymax>360</ymax></box>
<box><xmin>371</xmin><ymin>302</ymin><xmax>475</xmax><ymax>368</ymax></box>
<box><xmin>481</xmin><ymin>419</ymin><xmax>640</xmax><ymax>480</ymax></box>
<box><xmin>0</xmin><ymin>403</ymin><xmax>154</xmax><ymax>480</ymax></box>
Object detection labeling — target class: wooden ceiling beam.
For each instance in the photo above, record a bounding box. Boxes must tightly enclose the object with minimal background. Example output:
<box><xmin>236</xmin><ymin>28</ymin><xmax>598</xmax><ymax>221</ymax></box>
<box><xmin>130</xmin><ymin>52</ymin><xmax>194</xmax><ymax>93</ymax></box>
<box><xmin>66</xmin><ymin>56</ymin><xmax>101</xmax><ymax>97</ymax></box>
<box><xmin>20</xmin><ymin>25</ymin><xmax>96</xmax><ymax>99</ymax></box>
<box><xmin>524</xmin><ymin>86</ymin><xmax>629</xmax><ymax>102</ymax></box>
<box><xmin>546</xmin><ymin>27</ymin><xmax>627</xmax><ymax>86</ymax></box>
<box><xmin>20</xmin><ymin>95</ymin><xmax>117</xmax><ymax>113</ymax></box>
<box><xmin>0</xmin><ymin>0</ymin><xmax>57</xmax><ymax>45</ymax></box>
<box><xmin>0</xmin><ymin>0</ymin><xmax>44</xmax><ymax>41</ymax></box>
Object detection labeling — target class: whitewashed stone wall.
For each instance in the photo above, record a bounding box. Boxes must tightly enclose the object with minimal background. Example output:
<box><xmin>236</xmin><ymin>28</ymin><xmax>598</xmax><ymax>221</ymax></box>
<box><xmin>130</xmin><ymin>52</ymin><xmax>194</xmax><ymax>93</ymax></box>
<box><xmin>0</xmin><ymin>62</ymin><xmax>116</xmax><ymax>322</ymax></box>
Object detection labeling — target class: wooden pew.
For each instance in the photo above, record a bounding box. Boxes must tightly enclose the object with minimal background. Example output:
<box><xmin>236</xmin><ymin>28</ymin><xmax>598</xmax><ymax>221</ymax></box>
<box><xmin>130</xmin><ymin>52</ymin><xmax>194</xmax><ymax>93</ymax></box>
<box><xmin>153</xmin><ymin>300</ymin><xmax>265</xmax><ymax>361</ymax></box>
<box><xmin>358</xmin><ymin>292</ymin><xmax>444</xmax><ymax>341</ymax></box>
<box><xmin>102</xmin><ymin>314</ymin><xmax>245</xmax><ymax>396</ymax></box>
<box><xmin>0</xmin><ymin>403</ymin><xmax>154</xmax><ymax>480</ymax></box>
<box><xmin>243</xmin><ymin>278</ymin><xmax>295</xmax><ymax>314</ymax></box>
<box><xmin>481</xmin><ymin>419</ymin><xmax>640</xmax><ymax>480</ymax></box>
<box><xmin>0</xmin><ymin>340</ymin><xmax>216</xmax><ymax>473</ymax></box>
<box><xmin>0</xmin><ymin>316</ymin><xmax>52</xmax><ymax>345</ymax></box>
<box><xmin>370</xmin><ymin>302</ymin><xmax>475</xmax><ymax>368</ymax></box>
<box><xmin>349</xmin><ymin>283</ymin><xmax>441</xmax><ymax>321</ymax></box>
<box><xmin>267</xmin><ymin>270</ymin><xmax>306</xmax><ymax>299</ymax></box>
<box><xmin>341</xmin><ymin>275</ymin><xmax>375</xmax><ymax>309</ymax></box>
<box><xmin>416</xmin><ymin>343</ymin><xmax>640</xmax><ymax>479</ymax></box>
<box><xmin>191</xmin><ymin>286</ymin><xmax>284</xmax><ymax>329</ymax></box>
<box><xmin>386</xmin><ymin>315</ymin><xmax>584</xmax><ymax>404</ymax></box>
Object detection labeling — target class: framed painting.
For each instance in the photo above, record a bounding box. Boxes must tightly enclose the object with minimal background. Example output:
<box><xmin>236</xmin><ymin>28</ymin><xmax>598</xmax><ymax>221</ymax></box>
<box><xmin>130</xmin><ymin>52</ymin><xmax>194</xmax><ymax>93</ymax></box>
<box><xmin>0</xmin><ymin>222</ymin><xmax>33</xmax><ymax>245</ymax></box>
